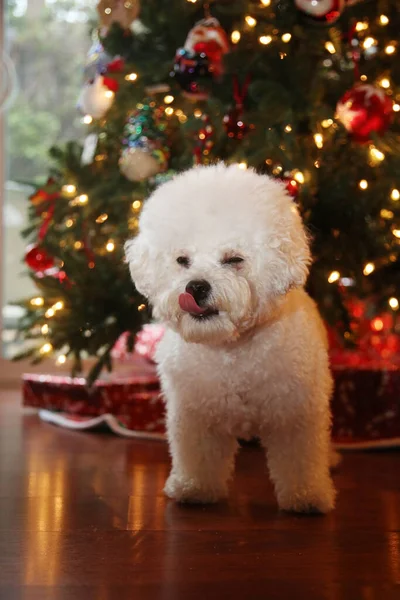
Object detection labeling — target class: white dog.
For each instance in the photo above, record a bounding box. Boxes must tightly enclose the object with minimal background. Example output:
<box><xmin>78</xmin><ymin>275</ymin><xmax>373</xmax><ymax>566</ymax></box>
<box><xmin>125</xmin><ymin>164</ymin><xmax>336</xmax><ymax>513</ymax></box>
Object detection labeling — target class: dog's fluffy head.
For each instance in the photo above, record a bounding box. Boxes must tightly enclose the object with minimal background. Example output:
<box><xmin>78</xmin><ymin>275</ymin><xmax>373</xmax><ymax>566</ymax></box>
<box><xmin>125</xmin><ymin>164</ymin><xmax>311</xmax><ymax>344</ymax></box>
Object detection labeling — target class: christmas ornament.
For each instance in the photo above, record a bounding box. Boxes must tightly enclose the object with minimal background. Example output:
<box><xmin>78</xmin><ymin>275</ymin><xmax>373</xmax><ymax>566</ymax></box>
<box><xmin>295</xmin><ymin>0</ymin><xmax>344</xmax><ymax>24</ymax></box>
<box><xmin>223</xmin><ymin>75</ymin><xmax>250</xmax><ymax>140</ymax></box>
<box><xmin>172</xmin><ymin>17</ymin><xmax>229</xmax><ymax>99</ymax></box>
<box><xmin>25</xmin><ymin>244</ymin><xmax>55</xmax><ymax>272</ymax></box>
<box><xmin>120</xmin><ymin>102</ymin><xmax>170</xmax><ymax>182</ymax></box>
<box><xmin>183</xmin><ymin>17</ymin><xmax>229</xmax><ymax>78</ymax></box>
<box><xmin>77</xmin><ymin>75</ymin><xmax>115</xmax><ymax>119</ymax></box>
<box><xmin>283</xmin><ymin>177</ymin><xmax>300</xmax><ymax>198</ymax></box>
<box><xmin>97</xmin><ymin>0</ymin><xmax>140</xmax><ymax>29</ymax></box>
<box><xmin>336</xmin><ymin>84</ymin><xmax>393</xmax><ymax>143</ymax></box>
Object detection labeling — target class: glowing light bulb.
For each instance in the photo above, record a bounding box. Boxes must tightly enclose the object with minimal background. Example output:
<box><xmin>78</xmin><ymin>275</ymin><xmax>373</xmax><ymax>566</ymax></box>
<box><xmin>82</xmin><ymin>115</ymin><xmax>93</xmax><ymax>124</ymax></box>
<box><xmin>380</xmin><ymin>209</ymin><xmax>394</xmax><ymax>219</ymax></box>
<box><xmin>77</xmin><ymin>194</ymin><xmax>88</xmax><ymax>205</ymax></box>
<box><xmin>106</xmin><ymin>241</ymin><xmax>115</xmax><ymax>252</ymax></box>
<box><xmin>363</xmin><ymin>263</ymin><xmax>375</xmax><ymax>276</ymax></box>
<box><xmin>328</xmin><ymin>271</ymin><xmax>340</xmax><ymax>283</ymax></box>
<box><xmin>389</xmin><ymin>297</ymin><xmax>399</xmax><ymax>310</ymax></box>
<box><xmin>231</xmin><ymin>30</ymin><xmax>241</xmax><ymax>44</ymax></box>
<box><xmin>314</xmin><ymin>133</ymin><xmax>323</xmax><ymax>149</ymax></box>
<box><xmin>238</xmin><ymin>162</ymin><xmax>248</xmax><ymax>170</ymax></box>
<box><xmin>104</xmin><ymin>90</ymin><xmax>114</xmax><ymax>99</ymax></box>
<box><xmin>325</xmin><ymin>42</ymin><xmax>336</xmax><ymax>54</ymax></box>
<box><xmin>30</xmin><ymin>297</ymin><xmax>44</xmax><ymax>307</ymax></box>
<box><xmin>321</xmin><ymin>119</ymin><xmax>333</xmax><ymax>128</ymax></box>
<box><xmin>56</xmin><ymin>355</ymin><xmax>67</xmax><ymax>365</ymax></box>
<box><xmin>40</xmin><ymin>342</ymin><xmax>53</xmax><ymax>354</ymax></box>
<box><xmin>165</xmin><ymin>107</ymin><xmax>174</xmax><ymax>116</ymax></box>
<box><xmin>285</xmin><ymin>125</ymin><xmax>292</xmax><ymax>132</ymax></box>
<box><xmin>132</xmin><ymin>200</ymin><xmax>142</xmax><ymax>210</ymax></box>
<box><xmin>379</xmin><ymin>14</ymin><xmax>389</xmax><ymax>25</ymax></box>
<box><xmin>74</xmin><ymin>241</ymin><xmax>83</xmax><ymax>250</ymax></box>
<box><xmin>372</xmin><ymin>318</ymin><xmax>384</xmax><ymax>331</ymax></box>
<box><xmin>390</xmin><ymin>189</ymin><xmax>400</xmax><ymax>201</ymax></box>
<box><xmin>385</xmin><ymin>44</ymin><xmax>396</xmax><ymax>55</ymax></box>
<box><xmin>355</xmin><ymin>21</ymin><xmax>368</xmax><ymax>32</ymax></box>
<box><xmin>96</xmin><ymin>213</ymin><xmax>108</xmax><ymax>223</ymax></box>
<box><xmin>380</xmin><ymin>78</ymin><xmax>390</xmax><ymax>89</ymax></box>
<box><xmin>125</xmin><ymin>73</ymin><xmax>138</xmax><ymax>81</ymax></box>
<box><xmin>62</xmin><ymin>184</ymin><xmax>76</xmax><ymax>195</ymax></box>
<box><xmin>138</xmin><ymin>303</ymin><xmax>146</xmax><ymax>311</ymax></box>
<box><xmin>369</xmin><ymin>147</ymin><xmax>385</xmax><ymax>161</ymax></box>
<box><xmin>53</xmin><ymin>301</ymin><xmax>64</xmax><ymax>311</ymax></box>
<box><xmin>164</xmin><ymin>95</ymin><xmax>174</xmax><ymax>104</ymax></box>
<box><xmin>281</xmin><ymin>33</ymin><xmax>291</xmax><ymax>43</ymax></box>
<box><xmin>359</xmin><ymin>179</ymin><xmax>368</xmax><ymax>190</ymax></box>
<box><xmin>245</xmin><ymin>16</ymin><xmax>257</xmax><ymax>27</ymax></box>
<box><xmin>194</xmin><ymin>109</ymin><xmax>203</xmax><ymax>118</ymax></box>
<box><xmin>260</xmin><ymin>0</ymin><xmax>271</xmax><ymax>5</ymax></box>
<box><xmin>360</xmin><ymin>74</ymin><xmax>368</xmax><ymax>82</ymax></box>
<box><xmin>293</xmin><ymin>171</ymin><xmax>304</xmax><ymax>184</ymax></box>
<box><xmin>259</xmin><ymin>35</ymin><xmax>272</xmax><ymax>45</ymax></box>
<box><xmin>104</xmin><ymin>7</ymin><xmax>111</xmax><ymax>14</ymax></box>
<box><xmin>393</xmin><ymin>104</ymin><xmax>400</xmax><ymax>112</ymax></box>
<box><xmin>363</xmin><ymin>37</ymin><xmax>377</xmax><ymax>50</ymax></box>
<box><xmin>392</xmin><ymin>229</ymin><xmax>400</xmax><ymax>239</ymax></box>
<box><xmin>41</xmin><ymin>324</ymin><xmax>49</xmax><ymax>335</ymax></box>
<box><xmin>45</xmin><ymin>308</ymin><xmax>55</xmax><ymax>318</ymax></box>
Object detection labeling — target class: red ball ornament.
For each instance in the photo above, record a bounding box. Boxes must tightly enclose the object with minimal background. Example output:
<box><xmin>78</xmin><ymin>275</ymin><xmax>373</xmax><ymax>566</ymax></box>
<box><xmin>336</xmin><ymin>84</ymin><xmax>393</xmax><ymax>143</ymax></box>
<box><xmin>25</xmin><ymin>244</ymin><xmax>55</xmax><ymax>272</ymax></box>
<box><xmin>283</xmin><ymin>177</ymin><xmax>300</xmax><ymax>198</ymax></box>
<box><xmin>223</xmin><ymin>107</ymin><xmax>248</xmax><ymax>140</ymax></box>
<box><xmin>295</xmin><ymin>0</ymin><xmax>344</xmax><ymax>23</ymax></box>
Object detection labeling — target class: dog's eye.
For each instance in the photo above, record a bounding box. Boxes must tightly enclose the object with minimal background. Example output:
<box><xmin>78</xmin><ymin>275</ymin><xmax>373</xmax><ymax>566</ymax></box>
<box><xmin>222</xmin><ymin>256</ymin><xmax>244</xmax><ymax>265</ymax></box>
<box><xmin>176</xmin><ymin>256</ymin><xmax>190</xmax><ymax>267</ymax></box>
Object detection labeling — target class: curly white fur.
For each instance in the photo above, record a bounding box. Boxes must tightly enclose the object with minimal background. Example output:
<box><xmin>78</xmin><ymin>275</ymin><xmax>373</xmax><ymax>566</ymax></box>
<box><xmin>125</xmin><ymin>164</ymin><xmax>336</xmax><ymax>513</ymax></box>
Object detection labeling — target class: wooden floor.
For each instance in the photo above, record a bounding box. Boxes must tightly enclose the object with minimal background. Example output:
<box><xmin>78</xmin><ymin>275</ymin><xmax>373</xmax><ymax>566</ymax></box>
<box><xmin>0</xmin><ymin>391</ymin><xmax>399</xmax><ymax>600</ymax></box>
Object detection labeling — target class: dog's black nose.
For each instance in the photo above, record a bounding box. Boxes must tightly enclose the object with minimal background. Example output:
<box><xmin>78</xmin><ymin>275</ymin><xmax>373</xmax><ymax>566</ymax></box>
<box><xmin>186</xmin><ymin>280</ymin><xmax>211</xmax><ymax>304</ymax></box>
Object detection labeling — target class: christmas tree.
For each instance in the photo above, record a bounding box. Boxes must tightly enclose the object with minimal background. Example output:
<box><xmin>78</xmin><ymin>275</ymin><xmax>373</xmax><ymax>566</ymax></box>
<box><xmin>16</xmin><ymin>0</ymin><xmax>400</xmax><ymax>382</ymax></box>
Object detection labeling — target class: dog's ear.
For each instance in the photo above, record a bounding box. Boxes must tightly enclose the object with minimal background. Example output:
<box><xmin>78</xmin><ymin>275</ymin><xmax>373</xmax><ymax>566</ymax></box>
<box><xmin>261</xmin><ymin>205</ymin><xmax>312</xmax><ymax>297</ymax></box>
<box><xmin>124</xmin><ymin>234</ymin><xmax>152</xmax><ymax>298</ymax></box>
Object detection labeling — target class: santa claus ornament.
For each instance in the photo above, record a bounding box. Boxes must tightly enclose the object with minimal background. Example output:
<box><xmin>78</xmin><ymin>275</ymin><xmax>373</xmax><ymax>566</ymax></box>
<box><xmin>336</xmin><ymin>84</ymin><xmax>393</xmax><ymax>143</ymax></box>
<box><xmin>295</xmin><ymin>0</ymin><xmax>344</xmax><ymax>24</ymax></box>
<box><xmin>172</xmin><ymin>17</ymin><xmax>229</xmax><ymax>99</ymax></box>
<box><xmin>77</xmin><ymin>74</ymin><xmax>117</xmax><ymax>119</ymax></box>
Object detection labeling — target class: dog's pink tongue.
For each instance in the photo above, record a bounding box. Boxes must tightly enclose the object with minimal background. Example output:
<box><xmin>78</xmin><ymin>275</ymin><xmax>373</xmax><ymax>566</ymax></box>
<box><xmin>179</xmin><ymin>292</ymin><xmax>205</xmax><ymax>315</ymax></box>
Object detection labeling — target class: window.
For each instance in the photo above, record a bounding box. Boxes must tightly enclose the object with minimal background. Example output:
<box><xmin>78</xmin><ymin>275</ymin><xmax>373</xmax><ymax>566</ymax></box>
<box><xmin>2</xmin><ymin>0</ymin><xmax>96</xmax><ymax>364</ymax></box>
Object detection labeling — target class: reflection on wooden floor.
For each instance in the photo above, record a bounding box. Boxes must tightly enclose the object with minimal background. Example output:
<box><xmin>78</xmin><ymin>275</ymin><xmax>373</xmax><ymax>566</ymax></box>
<box><xmin>0</xmin><ymin>390</ymin><xmax>399</xmax><ymax>599</ymax></box>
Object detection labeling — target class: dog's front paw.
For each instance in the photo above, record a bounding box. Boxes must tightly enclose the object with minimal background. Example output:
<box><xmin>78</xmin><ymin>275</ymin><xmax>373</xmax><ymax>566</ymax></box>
<box><xmin>277</xmin><ymin>481</ymin><xmax>336</xmax><ymax>515</ymax></box>
<box><xmin>164</xmin><ymin>474</ymin><xmax>226</xmax><ymax>504</ymax></box>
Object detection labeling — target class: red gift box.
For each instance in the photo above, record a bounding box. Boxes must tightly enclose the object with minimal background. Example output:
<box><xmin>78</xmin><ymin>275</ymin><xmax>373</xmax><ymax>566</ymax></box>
<box><xmin>23</xmin><ymin>355</ymin><xmax>165</xmax><ymax>439</ymax></box>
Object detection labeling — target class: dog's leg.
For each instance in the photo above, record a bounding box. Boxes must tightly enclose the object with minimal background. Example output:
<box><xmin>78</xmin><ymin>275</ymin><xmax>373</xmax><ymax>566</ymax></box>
<box><xmin>262</xmin><ymin>413</ymin><xmax>336</xmax><ymax>514</ymax></box>
<box><xmin>164</xmin><ymin>410</ymin><xmax>238</xmax><ymax>504</ymax></box>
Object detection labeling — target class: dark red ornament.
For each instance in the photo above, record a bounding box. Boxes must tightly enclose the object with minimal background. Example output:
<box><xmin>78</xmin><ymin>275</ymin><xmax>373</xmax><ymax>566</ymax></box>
<box><xmin>25</xmin><ymin>244</ymin><xmax>55</xmax><ymax>272</ymax></box>
<box><xmin>336</xmin><ymin>84</ymin><xmax>393</xmax><ymax>143</ymax></box>
<box><xmin>223</xmin><ymin>107</ymin><xmax>248</xmax><ymax>140</ymax></box>
<box><xmin>283</xmin><ymin>177</ymin><xmax>299</xmax><ymax>198</ymax></box>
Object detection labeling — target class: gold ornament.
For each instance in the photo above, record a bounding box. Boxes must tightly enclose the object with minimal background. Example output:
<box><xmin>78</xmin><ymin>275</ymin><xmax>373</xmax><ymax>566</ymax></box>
<box><xmin>97</xmin><ymin>0</ymin><xmax>140</xmax><ymax>29</ymax></box>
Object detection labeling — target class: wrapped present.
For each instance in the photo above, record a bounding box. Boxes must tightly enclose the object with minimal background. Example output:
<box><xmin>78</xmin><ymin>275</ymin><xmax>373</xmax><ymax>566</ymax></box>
<box><xmin>331</xmin><ymin>353</ymin><xmax>400</xmax><ymax>449</ymax></box>
<box><xmin>23</xmin><ymin>354</ymin><xmax>165</xmax><ymax>439</ymax></box>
